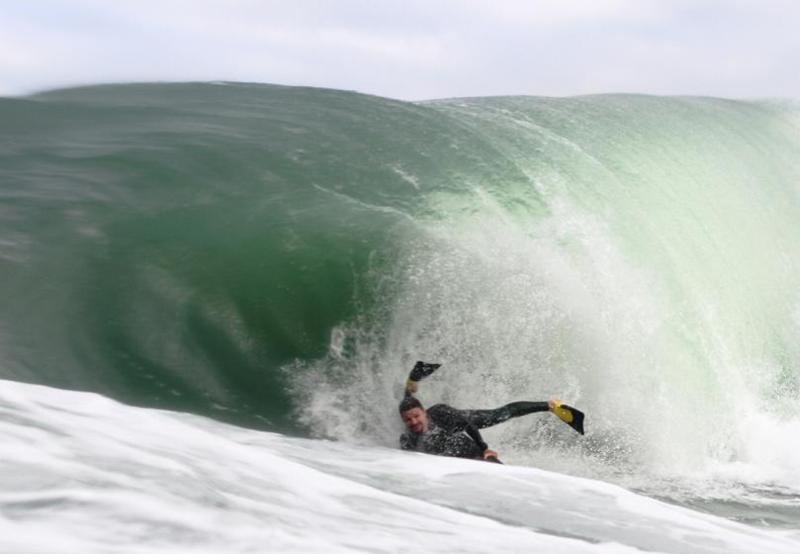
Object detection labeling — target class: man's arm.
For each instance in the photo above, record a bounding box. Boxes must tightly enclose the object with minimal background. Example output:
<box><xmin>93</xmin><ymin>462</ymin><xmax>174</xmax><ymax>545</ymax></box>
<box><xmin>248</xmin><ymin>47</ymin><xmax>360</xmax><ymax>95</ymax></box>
<box><xmin>428</xmin><ymin>404</ymin><xmax>491</xmax><ymax>455</ymax></box>
<box><xmin>463</xmin><ymin>422</ymin><xmax>489</xmax><ymax>453</ymax></box>
<box><xmin>399</xmin><ymin>432</ymin><xmax>417</xmax><ymax>450</ymax></box>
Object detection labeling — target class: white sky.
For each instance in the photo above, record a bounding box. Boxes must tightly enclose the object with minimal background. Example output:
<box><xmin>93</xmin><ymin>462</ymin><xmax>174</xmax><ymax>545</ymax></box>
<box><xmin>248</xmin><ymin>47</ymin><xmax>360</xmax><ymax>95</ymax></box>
<box><xmin>2</xmin><ymin>0</ymin><xmax>799</xmax><ymax>100</ymax></box>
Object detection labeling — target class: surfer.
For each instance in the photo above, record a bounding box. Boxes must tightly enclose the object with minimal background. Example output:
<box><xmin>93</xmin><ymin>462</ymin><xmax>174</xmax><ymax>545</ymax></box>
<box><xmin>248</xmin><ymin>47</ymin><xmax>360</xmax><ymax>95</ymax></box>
<box><xmin>399</xmin><ymin>362</ymin><xmax>584</xmax><ymax>463</ymax></box>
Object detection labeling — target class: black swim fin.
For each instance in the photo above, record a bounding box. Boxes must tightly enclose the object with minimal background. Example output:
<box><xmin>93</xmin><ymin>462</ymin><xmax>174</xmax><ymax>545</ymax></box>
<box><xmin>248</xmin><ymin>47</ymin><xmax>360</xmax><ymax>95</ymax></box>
<box><xmin>409</xmin><ymin>361</ymin><xmax>441</xmax><ymax>381</ymax></box>
<box><xmin>406</xmin><ymin>361</ymin><xmax>442</xmax><ymax>393</ymax></box>
<box><xmin>551</xmin><ymin>402</ymin><xmax>585</xmax><ymax>435</ymax></box>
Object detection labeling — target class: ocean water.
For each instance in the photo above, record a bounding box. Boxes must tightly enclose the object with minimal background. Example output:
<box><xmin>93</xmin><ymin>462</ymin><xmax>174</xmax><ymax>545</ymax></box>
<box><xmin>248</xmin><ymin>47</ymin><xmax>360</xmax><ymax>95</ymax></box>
<box><xmin>2</xmin><ymin>83</ymin><xmax>800</xmax><ymax>552</ymax></box>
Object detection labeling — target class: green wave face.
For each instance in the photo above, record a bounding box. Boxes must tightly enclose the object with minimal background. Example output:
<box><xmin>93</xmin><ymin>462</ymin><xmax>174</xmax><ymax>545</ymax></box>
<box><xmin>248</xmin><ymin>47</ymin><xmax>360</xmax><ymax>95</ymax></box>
<box><xmin>2</xmin><ymin>84</ymin><xmax>800</xmax><ymax>476</ymax></box>
<box><xmin>0</xmin><ymin>83</ymin><xmax>529</xmax><ymax>429</ymax></box>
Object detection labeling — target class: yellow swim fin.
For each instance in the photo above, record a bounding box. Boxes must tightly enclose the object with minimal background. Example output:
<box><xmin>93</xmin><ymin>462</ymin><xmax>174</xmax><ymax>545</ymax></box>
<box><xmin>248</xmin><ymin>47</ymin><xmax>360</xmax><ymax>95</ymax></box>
<box><xmin>551</xmin><ymin>400</ymin><xmax>585</xmax><ymax>435</ymax></box>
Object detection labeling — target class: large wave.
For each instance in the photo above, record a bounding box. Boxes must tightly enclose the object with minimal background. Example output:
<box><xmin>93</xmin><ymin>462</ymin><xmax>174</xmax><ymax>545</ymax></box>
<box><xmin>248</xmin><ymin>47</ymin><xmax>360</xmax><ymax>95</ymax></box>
<box><xmin>2</xmin><ymin>84</ymin><xmax>800</xmax><ymax>494</ymax></box>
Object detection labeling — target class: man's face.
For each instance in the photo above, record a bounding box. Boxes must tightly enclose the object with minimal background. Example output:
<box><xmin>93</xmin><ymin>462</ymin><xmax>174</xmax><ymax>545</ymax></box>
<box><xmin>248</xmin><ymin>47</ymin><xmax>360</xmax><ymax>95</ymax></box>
<box><xmin>401</xmin><ymin>407</ymin><xmax>429</xmax><ymax>434</ymax></box>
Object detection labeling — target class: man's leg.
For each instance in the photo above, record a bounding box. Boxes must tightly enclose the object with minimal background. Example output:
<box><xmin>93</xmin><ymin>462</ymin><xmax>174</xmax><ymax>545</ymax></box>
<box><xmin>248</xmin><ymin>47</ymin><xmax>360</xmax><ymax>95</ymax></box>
<box><xmin>465</xmin><ymin>401</ymin><xmax>550</xmax><ymax>429</ymax></box>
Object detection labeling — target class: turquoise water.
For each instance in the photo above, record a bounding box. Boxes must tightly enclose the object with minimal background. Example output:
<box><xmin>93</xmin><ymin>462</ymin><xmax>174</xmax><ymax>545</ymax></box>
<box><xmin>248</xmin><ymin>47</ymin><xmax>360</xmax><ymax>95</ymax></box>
<box><xmin>2</xmin><ymin>83</ymin><xmax>800</xmax><ymax>526</ymax></box>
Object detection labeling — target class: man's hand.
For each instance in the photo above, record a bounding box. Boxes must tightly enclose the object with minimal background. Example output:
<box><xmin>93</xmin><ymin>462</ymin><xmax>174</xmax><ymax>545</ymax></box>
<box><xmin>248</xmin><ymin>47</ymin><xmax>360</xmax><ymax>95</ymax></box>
<box><xmin>482</xmin><ymin>448</ymin><xmax>499</xmax><ymax>460</ymax></box>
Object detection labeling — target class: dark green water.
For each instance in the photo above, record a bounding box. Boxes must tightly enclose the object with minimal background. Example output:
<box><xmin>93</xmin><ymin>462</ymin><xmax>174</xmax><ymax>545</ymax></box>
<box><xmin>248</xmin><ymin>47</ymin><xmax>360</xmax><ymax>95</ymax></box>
<box><xmin>0</xmin><ymin>83</ymin><xmax>540</xmax><ymax>429</ymax></box>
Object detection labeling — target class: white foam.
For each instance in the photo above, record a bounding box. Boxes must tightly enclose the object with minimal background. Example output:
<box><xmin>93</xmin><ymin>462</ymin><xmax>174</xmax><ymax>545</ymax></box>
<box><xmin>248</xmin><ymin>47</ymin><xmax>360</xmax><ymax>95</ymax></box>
<box><xmin>1</xmin><ymin>380</ymin><xmax>798</xmax><ymax>553</ymax></box>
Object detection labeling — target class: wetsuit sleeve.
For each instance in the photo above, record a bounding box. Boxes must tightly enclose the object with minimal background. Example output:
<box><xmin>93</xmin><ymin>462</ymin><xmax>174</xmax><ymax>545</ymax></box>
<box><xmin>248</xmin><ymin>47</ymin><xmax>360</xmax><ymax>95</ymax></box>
<box><xmin>464</xmin><ymin>425</ymin><xmax>489</xmax><ymax>453</ymax></box>
<box><xmin>399</xmin><ymin>433</ymin><xmax>416</xmax><ymax>450</ymax></box>
<box><xmin>428</xmin><ymin>404</ymin><xmax>489</xmax><ymax>452</ymax></box>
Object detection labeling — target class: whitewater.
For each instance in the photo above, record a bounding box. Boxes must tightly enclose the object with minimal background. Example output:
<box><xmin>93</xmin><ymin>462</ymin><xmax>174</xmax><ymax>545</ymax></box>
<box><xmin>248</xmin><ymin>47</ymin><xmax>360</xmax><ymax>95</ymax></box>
<box><xmin>2</xmin><ymin>379</ymin><xmax>798</xmax><ymax>554</ymax></box>
<box><xmin>2</xmin><ymin>82</ymin><xmax>800</xmax><ymax>551</ymax></box>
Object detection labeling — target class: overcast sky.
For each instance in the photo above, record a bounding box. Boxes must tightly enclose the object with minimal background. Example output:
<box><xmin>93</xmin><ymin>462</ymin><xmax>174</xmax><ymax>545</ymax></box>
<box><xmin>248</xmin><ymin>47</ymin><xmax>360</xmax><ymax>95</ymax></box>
<box><xmin>2</xmin><ymin>0</ymin><xmax>799</xmax><ymax>100</ymax></box>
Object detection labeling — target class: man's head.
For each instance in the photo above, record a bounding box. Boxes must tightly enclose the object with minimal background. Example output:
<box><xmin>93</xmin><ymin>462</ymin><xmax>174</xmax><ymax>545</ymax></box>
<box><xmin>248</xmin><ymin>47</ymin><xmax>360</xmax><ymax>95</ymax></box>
<box><xmin>399</xmin><ymin>396</ymin><xmax>429</xmax><ymax>434</ymax></box>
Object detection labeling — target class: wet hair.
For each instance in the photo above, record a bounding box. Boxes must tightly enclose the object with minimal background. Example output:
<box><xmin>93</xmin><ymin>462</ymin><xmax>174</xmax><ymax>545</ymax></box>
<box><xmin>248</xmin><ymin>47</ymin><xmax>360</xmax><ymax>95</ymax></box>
<box><xmin>398</xmin><ymin>395</ymin><xmax>423</xmax><ymax>413</ymax></box>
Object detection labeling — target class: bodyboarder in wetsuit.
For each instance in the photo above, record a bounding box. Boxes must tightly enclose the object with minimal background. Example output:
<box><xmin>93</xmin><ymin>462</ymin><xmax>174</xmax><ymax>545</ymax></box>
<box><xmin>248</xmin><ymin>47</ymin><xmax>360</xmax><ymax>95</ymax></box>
<box><xmin>398</xmin><ymin>362</ymin><xmax>584</xmax><ymax>462</ymax></box>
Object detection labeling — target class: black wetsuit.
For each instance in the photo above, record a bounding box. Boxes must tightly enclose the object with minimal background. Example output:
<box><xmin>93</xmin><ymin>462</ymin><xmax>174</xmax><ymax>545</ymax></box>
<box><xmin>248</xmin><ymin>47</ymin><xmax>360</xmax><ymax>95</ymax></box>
<box><xmin>399</xmin><ymin>401</ymin><xmax>550</xmax><ymax>459</ymax></box>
